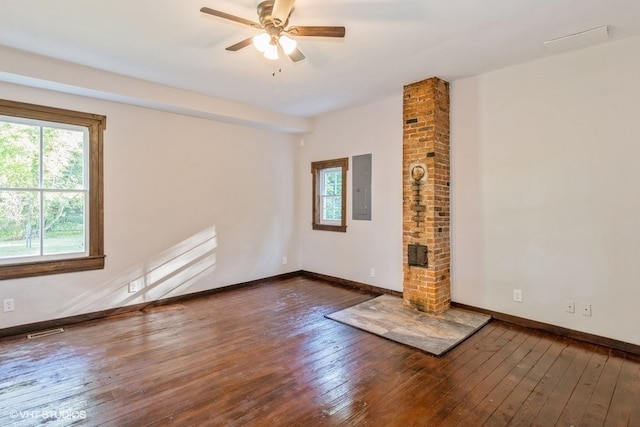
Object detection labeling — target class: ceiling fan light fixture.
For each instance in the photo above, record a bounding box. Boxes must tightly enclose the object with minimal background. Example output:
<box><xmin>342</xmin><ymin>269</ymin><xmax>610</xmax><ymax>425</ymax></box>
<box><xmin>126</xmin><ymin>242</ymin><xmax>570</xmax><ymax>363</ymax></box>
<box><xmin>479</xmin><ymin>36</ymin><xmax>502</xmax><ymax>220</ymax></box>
<box><xmin>263</xmin><ymin>42</ymin><xmax>279</xmax><ymax>60</ymax></box>
<box><xmin>200</xmin><ymin>1</ymin><xmax>347</xmax><ymax>63</ymax></box>
<box><xmin>253</xmin><ymin>33</ymin><xmax>271</xmax><ymax>52</ymax></box>
<box><xmin>278</xmin><ymin>34</ymin><xmax>297</xmax><ymax>55</ymax></box>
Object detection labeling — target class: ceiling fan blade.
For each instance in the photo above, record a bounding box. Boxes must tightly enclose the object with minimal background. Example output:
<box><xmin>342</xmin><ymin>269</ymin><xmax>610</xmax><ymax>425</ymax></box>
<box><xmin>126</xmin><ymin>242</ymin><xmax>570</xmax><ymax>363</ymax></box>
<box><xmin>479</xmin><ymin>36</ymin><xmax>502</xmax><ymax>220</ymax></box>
<box><xmin>272</xmin><ymin>0</ymin><xmax>296</xmax><ymax>27</ymax></box>
<box><xmin>287</xmin><ymin>47</ymin><xmax>305</xmax><ymax>62</ymax></box>
<box><xmin>226</xmin><ymin>37</ymin><xmax>254</xmax><ymax>52</ymax></box>
<box><xmin>287</xmin><ymin>26</ymin><xmax>346</xmax><ymax>38</ymax></box>
<box><xmin>200</xmin><ymin>7</ymin><xmax>260</xmax><ymax>28</ymax></box>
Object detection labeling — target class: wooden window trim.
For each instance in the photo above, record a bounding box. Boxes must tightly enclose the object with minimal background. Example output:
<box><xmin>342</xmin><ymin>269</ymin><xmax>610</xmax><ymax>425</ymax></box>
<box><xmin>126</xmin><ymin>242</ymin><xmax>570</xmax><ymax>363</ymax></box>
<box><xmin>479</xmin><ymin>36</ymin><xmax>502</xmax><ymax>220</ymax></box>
<box><xmin>311</xmin><ymin>157</ymin><xmax>348</xmax><ymax>232</ymax></box>
<box><xmin>0</xmin><ymin>99</ymin><xmax>106</xmax><ymax>280</ymax></box>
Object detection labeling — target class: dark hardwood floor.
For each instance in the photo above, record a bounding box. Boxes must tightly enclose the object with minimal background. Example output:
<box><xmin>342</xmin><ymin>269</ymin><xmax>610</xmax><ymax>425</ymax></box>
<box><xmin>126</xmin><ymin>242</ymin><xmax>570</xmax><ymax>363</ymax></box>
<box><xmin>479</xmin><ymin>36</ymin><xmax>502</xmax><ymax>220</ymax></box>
<box><xmin>1</xmin><ymin>276</ymin><xmax>639</xmax><ymax>426</ymax></box>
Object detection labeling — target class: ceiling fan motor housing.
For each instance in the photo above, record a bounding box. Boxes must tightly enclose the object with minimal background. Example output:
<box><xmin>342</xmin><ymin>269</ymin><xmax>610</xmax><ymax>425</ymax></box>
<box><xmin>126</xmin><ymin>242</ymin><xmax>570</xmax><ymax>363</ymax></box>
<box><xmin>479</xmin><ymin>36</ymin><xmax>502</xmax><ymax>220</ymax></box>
<box><xmin>258</xmin><ymin>1</ymin><xmax>288</xmax><ymax>34</ymax></box>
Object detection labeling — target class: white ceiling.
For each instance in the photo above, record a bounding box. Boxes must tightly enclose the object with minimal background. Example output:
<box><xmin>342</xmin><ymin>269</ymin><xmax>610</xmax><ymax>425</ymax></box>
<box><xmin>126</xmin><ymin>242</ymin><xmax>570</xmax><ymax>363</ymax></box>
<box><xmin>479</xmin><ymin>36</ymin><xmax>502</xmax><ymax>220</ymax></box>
<box><xmin>1</xmin><ymin>0</ymin><xmax>639</xmax><ymax>118</ymax></box>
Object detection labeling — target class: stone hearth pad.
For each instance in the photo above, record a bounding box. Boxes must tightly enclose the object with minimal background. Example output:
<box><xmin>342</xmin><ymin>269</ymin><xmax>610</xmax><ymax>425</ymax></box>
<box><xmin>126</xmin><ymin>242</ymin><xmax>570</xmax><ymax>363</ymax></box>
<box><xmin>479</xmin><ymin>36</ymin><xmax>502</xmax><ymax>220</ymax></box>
<box><xmin>326</xmin><ymin>295</ymin><xmax>491</xmax><ymax>356</ymax></box>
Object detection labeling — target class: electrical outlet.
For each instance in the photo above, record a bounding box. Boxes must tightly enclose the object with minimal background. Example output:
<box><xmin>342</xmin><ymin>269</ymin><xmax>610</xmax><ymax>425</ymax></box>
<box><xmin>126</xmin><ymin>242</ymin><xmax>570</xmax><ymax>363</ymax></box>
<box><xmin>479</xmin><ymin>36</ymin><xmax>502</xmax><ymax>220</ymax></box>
<box><xmin>581</xmin><ymin>303</ymin><xmax>592</xmax><ymax>316</ymax></box>
<box><xmin>370</xmin><ymin>268</ymin><xmax>376</xmax><ymax>278</ymax></box>
<box><xmin>566</xmin><ymin>300</ymin><xmax>575</xmax><ymax>313</ymax></box>
<box><xmin>513</xmin><ymin>289</ymin><xmax>522</xmax><ymax>302</ymax></box>
<box><xmin>3</xmin><ymin>299</ymin><xmax>15</xmax><ymax>312</ymax></box>
<box><xmin>282</xmin><ymin>257</ymin><xmax>287</xmax><ymax>265</ymax></box>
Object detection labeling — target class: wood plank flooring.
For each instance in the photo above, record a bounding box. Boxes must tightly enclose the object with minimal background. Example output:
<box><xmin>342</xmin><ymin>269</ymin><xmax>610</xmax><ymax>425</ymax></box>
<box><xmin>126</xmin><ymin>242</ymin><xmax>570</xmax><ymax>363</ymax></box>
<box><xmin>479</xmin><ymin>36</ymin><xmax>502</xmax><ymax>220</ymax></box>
<box><xmin>1</xmin><ymin>276</ymin><xmax>639</xmax><ymax>426</ymax></box>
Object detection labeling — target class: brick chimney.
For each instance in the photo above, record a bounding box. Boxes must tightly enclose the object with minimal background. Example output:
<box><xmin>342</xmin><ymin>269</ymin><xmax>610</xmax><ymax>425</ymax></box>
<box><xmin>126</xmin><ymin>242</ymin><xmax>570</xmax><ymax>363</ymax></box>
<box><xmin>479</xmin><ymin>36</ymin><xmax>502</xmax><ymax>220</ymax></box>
<box><xmin>402</xmin><ymin>77</ymin><xmax>451</xmax><ymax>315</ymax></box>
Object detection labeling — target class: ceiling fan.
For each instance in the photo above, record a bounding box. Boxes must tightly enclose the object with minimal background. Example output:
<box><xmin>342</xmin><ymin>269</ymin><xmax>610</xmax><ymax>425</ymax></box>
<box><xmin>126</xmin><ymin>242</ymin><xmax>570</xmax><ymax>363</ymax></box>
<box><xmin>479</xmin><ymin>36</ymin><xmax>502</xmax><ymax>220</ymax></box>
<box><xmin>200</xmin><ymin>0</ymin><xmax>346</xmax><ymax>62</ymax></box>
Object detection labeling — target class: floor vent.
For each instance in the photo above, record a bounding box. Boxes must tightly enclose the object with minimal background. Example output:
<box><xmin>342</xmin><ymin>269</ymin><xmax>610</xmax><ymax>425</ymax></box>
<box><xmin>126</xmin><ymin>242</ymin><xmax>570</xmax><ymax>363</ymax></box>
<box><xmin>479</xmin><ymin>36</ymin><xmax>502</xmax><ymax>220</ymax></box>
<box><xmin>27</xmin><ymin>328</ymin><xmax>65</xmax><ymax>340</ymax></box>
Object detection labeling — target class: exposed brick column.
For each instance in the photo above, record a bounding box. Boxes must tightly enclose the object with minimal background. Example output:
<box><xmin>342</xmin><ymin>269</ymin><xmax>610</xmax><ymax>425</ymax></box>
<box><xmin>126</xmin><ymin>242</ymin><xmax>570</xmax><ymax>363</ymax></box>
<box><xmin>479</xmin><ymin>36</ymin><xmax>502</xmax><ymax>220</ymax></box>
<box><xmin>402</xmin><ymin>77</ymin><xmax>450</xmax><ymax>315</ymax></box>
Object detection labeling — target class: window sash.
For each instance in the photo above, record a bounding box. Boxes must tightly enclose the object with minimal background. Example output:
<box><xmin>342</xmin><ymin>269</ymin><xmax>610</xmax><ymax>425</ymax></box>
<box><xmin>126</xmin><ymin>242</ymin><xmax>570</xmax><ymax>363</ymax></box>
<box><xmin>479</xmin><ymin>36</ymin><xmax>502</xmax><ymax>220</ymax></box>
<box><xmin>1</xmin><ymin>116</ymin><xmax>90</xmax><ymax>264</ymax></box>
<box><xmin>0</xmin><ymin>190</ymin><xmax>89</xmax><ymax>265</ymax></box>
<box><xmin>319</xmin><ymin>167</ymin><xmax>342</xmax><ymax>225</ymax></box>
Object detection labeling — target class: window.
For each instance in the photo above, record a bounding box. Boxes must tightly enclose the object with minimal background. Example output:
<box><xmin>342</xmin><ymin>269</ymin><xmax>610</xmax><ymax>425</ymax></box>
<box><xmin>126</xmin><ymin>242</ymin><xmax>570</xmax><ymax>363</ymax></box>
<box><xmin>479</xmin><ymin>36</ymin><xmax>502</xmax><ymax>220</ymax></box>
<box><xmin>0</xmin><ymin>99</ymin><xmax>106</xmax><ymax>279</ymax></box>
<box><xmin>311</xmin><ymin>157</ymin><xmax>348</xmax><ymax>232</ymax></box>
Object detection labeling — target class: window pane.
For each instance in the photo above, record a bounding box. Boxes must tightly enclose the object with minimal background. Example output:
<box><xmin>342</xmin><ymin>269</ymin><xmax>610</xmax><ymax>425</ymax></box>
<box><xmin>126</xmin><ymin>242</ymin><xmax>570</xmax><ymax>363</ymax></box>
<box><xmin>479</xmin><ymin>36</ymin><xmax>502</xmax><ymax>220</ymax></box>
<box><xmin>323</xmin><ymin>168</ymin><xmax>342</xmax><ymax>196</ymax></box>
<box><xmin>0</xmin><ymin>190</ymin><xmax>40</xmax><ymax>259</ymax></box>
<box><xmin>322</xmin><ymin>195</ymin><xmax>342</xmax><ymax>221</ymax></box>
<box><xmin>0</xmin><ymin>120</ymin><xmax>40</xmax><ymax>188</ymax></box>
<box><xmin>43</xmin><ymin>126</ymin><xmax>85</xmax><ymax>190</ymax></box>
<box><xmin>43</xmin><ymin>192</ymin><xmax>85</xmax><ymax>255</ymax></box>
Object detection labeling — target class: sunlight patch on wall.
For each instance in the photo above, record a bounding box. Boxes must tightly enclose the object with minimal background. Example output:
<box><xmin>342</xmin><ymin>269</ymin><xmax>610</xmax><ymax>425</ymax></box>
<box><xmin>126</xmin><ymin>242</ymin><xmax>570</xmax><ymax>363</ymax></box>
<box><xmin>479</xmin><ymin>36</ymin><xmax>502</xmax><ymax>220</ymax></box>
<box><xmin>60</xmin><ymin>226</ymin><xmax>217</xmax><ymax>317</ymax></box>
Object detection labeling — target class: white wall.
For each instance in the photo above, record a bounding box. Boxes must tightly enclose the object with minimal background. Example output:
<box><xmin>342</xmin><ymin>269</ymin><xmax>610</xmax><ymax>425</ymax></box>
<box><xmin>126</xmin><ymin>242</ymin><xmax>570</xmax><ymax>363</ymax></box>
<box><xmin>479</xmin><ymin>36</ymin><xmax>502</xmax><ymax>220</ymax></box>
<box><xmin>298</xmin><ymin>96</ymin><xmax>404</xmax><ymax>291</ymax></box>
<box><xmin>0</xmin><ymin>82</ymin><xmax>299</xmax><ymax>329</ymax></box>
<box><xmin>451</xmin><ymin>35</ymin><xmax>640</xmax><ymax>345</ymax></box>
